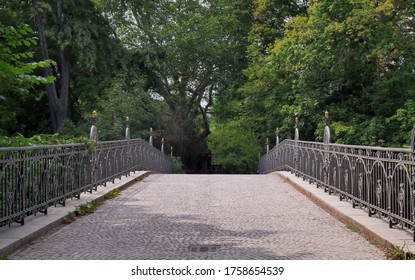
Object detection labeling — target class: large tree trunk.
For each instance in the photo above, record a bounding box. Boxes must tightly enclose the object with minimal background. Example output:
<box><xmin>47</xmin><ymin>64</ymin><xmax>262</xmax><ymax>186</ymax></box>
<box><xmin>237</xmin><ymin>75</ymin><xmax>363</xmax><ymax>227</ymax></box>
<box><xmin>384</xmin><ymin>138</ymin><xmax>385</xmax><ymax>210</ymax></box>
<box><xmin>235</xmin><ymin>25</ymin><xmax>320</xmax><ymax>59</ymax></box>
<box><xmin>34</xmin><ymin>0</ymin><xmax>69</xmax><ymax>133</ymax></box>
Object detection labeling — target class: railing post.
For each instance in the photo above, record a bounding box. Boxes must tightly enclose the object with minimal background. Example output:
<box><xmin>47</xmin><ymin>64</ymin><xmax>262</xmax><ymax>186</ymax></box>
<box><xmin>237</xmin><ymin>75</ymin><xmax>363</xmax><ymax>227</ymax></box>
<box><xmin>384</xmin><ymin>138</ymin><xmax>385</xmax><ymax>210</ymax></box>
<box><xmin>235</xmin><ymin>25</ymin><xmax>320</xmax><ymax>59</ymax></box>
<box><xmin>294</xmin><ymin>117</ymin><xmax>299</xmax><ymax>142</ymax></box>
<box><xmin>322</xmin><ymin>111</ymin><xmax>331</xmax><ymax>193</ymax></box>
<box><xmin>161</xmin><ymin>138</ymin><xmax>165</xmax><ymax>153</ymax></box>
<box><xmin>170</xmin><ymin>145</ymin><xmax>173</xmax><ymax>157</ymax></box>
<box><xmin>266</xmin><ymin>137</ymin><xmax>269</xmax><ymax>153</ymax></box>
<box><xmin>411</xmin><ymin>124</ymin><xmax>415</xmax><ymax>241</ymax></box>
<box><xmin>323</xmin><ymin>111</ymin><xmax>331</xmax><ymax>144</ymax></box>
<box><xmin>89</xmin><ymin>110</ymin><xmax>98</xmax><ymax>192</ymax></box>
<box><xmin>125</xmin><ymin>116</ymin><xmax>130</xmax><ymax>140</ymax></box>
<box><xmin>294</xmin><ymin>117</ymin><xmax>299</xmax><ymax>175</ymax></box>
<box><xmin>149</xmin><ymin>127</ymin><xmax>153</xmax><ymax>146</ymax></box>
<box><xmin>90</xmin><ymin>110</ymin><xmax>98</xmax><ymax>143</ymax></box>
<box><xmin>275</xmin><ymin>127</ymin><xmax>280</xmax><ymax>147</ymax></box>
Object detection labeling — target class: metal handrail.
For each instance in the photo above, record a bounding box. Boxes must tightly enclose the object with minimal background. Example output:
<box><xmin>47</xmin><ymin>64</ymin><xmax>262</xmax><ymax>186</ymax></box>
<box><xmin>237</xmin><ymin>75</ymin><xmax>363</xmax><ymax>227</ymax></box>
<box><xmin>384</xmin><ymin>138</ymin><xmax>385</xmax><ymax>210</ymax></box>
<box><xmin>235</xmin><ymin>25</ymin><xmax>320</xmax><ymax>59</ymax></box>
<box><xmin>0</xmin><ymin>138</ymin><xmax>172</xmax><ymax>227</ymax></box>
<box><xmin>259</xmin><ymin>138</ymin><xmax>415</xmax><ymax>242</ymax></box>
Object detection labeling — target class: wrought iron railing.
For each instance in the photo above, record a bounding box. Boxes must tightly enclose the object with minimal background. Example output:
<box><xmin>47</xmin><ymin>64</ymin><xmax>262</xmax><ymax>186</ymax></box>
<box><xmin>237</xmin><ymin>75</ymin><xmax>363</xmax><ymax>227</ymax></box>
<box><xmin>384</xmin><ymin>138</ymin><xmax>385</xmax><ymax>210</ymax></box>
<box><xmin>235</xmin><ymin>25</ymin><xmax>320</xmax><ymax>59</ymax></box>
<box><xmin>0</xmin><ymin>138</ymin><xmax>172</xmax><ymax>227</ymax></box>
<box><xmin>259</xmin><ymin>114</ymin><xmax>415</xmax><ymax>242</ymax></box>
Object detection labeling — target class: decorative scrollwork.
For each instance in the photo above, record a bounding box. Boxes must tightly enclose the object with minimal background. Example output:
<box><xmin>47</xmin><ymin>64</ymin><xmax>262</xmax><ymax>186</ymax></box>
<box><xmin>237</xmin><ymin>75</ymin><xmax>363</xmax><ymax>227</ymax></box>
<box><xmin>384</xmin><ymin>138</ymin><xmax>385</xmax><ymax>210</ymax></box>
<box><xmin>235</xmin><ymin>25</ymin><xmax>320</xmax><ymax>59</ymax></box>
<box><xmin>344</xmin><ymin>169</ymin><xmax>349</xmax><ymax>193</ymax></box>
<box><xmin>399</xmin><ymin>183</ymin><xmax>405</xmax><ymax>217</ymax></box>
<box><xmin>258</xmin><ymin>132</ymin><xmax>415</xmax><ymax>237</ymax></box>
<box><xmin>358</xmin><ymin>173</ymin><xmax>363</xmax><ymax>200</ymax></box>
<box><xmin>376</xmin><ymin>179</ymin><xmax>382</xmax><ymax>207</ymax></box>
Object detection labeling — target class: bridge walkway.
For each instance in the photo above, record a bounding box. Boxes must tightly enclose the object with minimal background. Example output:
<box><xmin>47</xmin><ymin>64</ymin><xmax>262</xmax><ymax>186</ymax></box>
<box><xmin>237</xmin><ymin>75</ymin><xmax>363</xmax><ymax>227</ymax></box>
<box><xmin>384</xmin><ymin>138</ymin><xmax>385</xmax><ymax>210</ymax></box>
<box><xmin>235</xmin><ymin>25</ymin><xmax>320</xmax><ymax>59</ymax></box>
<box><xmin>4</xmin><ymin>173</ymin><xmax>392</xmax><ymax>259</ymax></box>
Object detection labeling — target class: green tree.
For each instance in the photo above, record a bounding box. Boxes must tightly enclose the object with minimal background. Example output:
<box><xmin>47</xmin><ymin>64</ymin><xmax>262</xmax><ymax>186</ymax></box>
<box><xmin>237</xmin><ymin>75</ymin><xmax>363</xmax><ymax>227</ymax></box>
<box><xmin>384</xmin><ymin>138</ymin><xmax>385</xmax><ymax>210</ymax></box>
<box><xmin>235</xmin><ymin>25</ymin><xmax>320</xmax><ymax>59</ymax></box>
<box><xmin>92</xmin><ymin>73</ymin><xmax>169</xmax><ymax>142</ymax></box>
<box><xmin>0</xmin><ymin>22</ymin><xmax>55</xmax><ymax>135</ymax></box>
<box><xmin>208</xmin><ymin>121</ymin><xmax>261</xmax><ymax>174</ymax></box>
<box><xmin>213</xmin><ymin>0</ymin><xmax>309</xmax><ymax>144</ymax></box>
<box><xmin>0</xmin><ymin>23</ymin><xmax>55</xmax><ymax>95</ymax></box>
<box><xmin>34</xmin><ymin>0</ymin><xmax>124</xmax><ymax>133</ymax></box>
<box><xmin>240</xmin><ymin>0</ymin><xmax>415</xmax><ymax>146</ymax></box>
<box><xmin>97</xmin><ymin>0</ymin><xmax>252</xmax><ymax>167</ymax></box>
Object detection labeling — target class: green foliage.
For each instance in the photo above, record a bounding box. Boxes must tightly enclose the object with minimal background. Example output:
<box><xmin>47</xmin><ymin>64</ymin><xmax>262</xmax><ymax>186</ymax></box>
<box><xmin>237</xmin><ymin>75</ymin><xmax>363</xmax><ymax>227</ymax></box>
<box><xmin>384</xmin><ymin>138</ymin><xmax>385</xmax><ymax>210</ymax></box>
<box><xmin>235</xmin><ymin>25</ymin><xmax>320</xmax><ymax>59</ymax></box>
<box><xmin>0</xmin><ymin>0</ymin><xmax>124</xmax><ymax>136</ymax></box>
<box><xmin>75</xmin><ymin>200</ymin><xmax>103</xmax><ymax>216</ymax></box>
<box><xmin>0</xmin><ymin>22</ymin><xmax>56</xmax><ymax>136</ymax></box>
<box><xmin>386</xmin><ymin>100</ymin><xmax>415</xmax><ymax>147</ymax></box>
<box><xmin>4</xmin><ymin>0</ymin><xmax>415</xmax><ymax>173</ymax></box>
<box><xmin>0</xmin><ymin>23</ymin><xmax>56</xmax><ymax>96</ymax></box>
<box><xmin>0</xmin><ymin>134</ymin><xmax>96</xmax><ymax>151</ymax></box>
<box><xmin>0</xmin><ymin>254</ymin><xmax>10</xmax><ymax>260</ymax></box>
<box><xmin>65</xmin><ymin>188</ymin><xmax>121</xmax><ymax>224</ymax></box>
<box><xmin>93</xmin><ymin>73</ymin><xmax>168</xmax><ymax>141</ymax></box>
<box><xmin>96</xmin><ymin>0</ymin><xmax>252</xmax><ymax>169</ymax></box>
<box><xmin>58</xmin><ymin>119</ymin><xmax>88</xmax><ymax>138</ymax></box>
<box><xmin>345</xmin><ymin>223</ymin><xmax>360</xmax><ymax>233</ymax></box>
<box><xmin>238</xmin><ymin>0</ymin><xmax>415</xmax><ymax>147</ymax></box>
<box><xmin>62</xmin><ymin>212</ymin><xmax>76</xmax><ymax>224</ymax></box>
<box><xmin>387</xmin><ymin>244</ymin><xmax>414</xmax><ymax>260</ymax></box>
<box><xmin>104</xmin><ymin>189</ymin><xmax>120</xmax><ymax>199</ymax></box>
<box><xmin>172</xmin><ymin>156</ymin><xmax>185</xmax><ymax>174</ymax></box>
<box><xmin>207</xmin><ymin>121</ymin><xmax>261</xmax><ymax>174</ymax></box>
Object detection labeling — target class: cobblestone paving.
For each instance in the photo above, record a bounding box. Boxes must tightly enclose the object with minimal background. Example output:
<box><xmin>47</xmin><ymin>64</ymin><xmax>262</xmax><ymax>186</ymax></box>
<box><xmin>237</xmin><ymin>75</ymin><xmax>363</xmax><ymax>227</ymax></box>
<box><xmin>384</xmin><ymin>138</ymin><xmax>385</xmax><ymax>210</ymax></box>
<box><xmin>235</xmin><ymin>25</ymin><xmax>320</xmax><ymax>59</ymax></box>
<box><xmin>11</xmin><ymin>174</ymin><xmax>385</xmax><ymax>260</ymax></box>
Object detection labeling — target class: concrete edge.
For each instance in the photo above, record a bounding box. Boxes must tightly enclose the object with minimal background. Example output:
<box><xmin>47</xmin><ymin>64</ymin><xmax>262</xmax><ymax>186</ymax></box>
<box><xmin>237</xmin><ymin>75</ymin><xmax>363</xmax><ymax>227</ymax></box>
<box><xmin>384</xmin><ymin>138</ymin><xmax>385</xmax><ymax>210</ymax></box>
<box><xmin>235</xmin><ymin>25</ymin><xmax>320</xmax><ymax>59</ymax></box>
<box><xmin>274</xmin><ymin>172</ymin><xmax>393</xmax><ymax>255</ymax></box>
<box><xmin>0</xmin><ymin>171</ymin><xmax>154</xmax><ymax>257</ymax></box>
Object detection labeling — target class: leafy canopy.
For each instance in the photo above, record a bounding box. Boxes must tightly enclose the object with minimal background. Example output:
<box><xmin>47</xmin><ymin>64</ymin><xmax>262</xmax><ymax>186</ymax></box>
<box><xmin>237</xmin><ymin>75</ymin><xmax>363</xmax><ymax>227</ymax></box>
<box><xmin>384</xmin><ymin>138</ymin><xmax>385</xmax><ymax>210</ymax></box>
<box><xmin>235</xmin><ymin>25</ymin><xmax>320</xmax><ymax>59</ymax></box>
<box><xmin>0</xmin><ymin>23</ymin><xmax>56</xmax><ymax>96</ymax></box>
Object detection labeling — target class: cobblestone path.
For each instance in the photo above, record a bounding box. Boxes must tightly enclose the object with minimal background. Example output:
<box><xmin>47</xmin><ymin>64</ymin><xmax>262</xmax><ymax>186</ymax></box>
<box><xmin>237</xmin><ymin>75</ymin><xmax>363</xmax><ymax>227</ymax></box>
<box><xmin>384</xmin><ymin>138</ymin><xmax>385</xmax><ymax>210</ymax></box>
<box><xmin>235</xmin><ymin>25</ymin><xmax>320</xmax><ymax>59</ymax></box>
<box><xmin>11</xmin><ymin>174</ymin><xmax>385</xmax><ymax>259</ymax></box>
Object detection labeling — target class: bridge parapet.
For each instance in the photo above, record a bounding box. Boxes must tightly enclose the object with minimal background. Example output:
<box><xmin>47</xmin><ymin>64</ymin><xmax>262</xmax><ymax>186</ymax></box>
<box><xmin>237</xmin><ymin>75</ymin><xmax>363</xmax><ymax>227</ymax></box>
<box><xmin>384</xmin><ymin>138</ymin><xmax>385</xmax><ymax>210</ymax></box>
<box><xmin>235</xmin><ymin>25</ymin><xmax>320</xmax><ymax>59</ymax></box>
<box><xmin>259</xmin><ymin>112</ymin><xmax>415</xmax><ymax>242</ymax></box>
<box><xmin>0</xmin><ymin>111</ymin><xmax>172</xmax><ymax>228</ymax></box>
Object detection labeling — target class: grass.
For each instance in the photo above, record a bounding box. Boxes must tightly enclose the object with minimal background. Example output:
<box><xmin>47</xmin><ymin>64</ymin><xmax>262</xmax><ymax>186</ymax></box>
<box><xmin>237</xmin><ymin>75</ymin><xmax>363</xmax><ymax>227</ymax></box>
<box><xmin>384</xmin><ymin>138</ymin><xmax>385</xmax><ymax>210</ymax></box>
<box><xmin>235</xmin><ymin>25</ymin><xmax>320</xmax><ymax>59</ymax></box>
<box><xmin>62</xmin><ymin>211</ymin><xmax>77</xmax><ymax>224</ymax></box>
<box><xmin>74</xmin><ymin>200</ymin><xmax>103</xmax><ymax>216</ymax></box>
<box><xmin>283</xmin><ymin>177</ymin><xmax>292</xmax><ymax>183</ymax></box>
<box><xmin>346</xmin><ymin>223</ymin><xmax>360</xmax><ymax>233</ymax></box>
<box><xmin>63</xmin><ymin>187</ymin><xmax>122</xmax><ymax>224</ymax></box>
<box><xmin>61</xmin><ymin>173</ymin><xmax>149</xmax><ymax>225</ymax></box>
<box><xmin>135</xmin><ymin>172</ymin><xmax>152</xmax><ymax>182</ymax></box>
<box><xmin>387</xmin><ymin>244</ymin><xmax>415</xmax><ymax>260</ymax></box>
<box><xmin>104</xmin><ymin>189</ymin><xmax>120</xmax><ymax>199</ymax></box>
<box><xmin>0</xmin><ymin>254</ymin><xmax>10</xmax><ymax>260</ymax></box>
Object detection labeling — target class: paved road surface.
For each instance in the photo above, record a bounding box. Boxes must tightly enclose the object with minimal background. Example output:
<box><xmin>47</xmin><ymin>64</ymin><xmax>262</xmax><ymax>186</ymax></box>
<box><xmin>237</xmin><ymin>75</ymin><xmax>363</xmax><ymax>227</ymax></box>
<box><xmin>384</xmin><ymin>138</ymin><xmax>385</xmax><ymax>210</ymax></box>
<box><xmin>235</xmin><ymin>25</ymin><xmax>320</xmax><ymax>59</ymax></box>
<box><xmin>11</xmin><ymin>174</ymin><xmax>385</xmax><ymax>259</ymax></box>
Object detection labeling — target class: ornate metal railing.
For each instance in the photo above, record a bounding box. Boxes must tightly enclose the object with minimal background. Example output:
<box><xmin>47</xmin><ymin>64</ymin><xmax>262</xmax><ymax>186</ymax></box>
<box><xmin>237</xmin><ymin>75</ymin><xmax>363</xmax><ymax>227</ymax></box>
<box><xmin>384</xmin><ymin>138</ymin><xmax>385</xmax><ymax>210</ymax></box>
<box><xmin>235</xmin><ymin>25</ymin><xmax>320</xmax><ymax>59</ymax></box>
<box><xmin>259</xmin><ymin>114</ymin><xmax>415</xmax><ymax>242</ymax></box>
<box><xmin>0</xmin><ymin>138</ymin><xmax>172</xmax><ymax>227</ymax></box>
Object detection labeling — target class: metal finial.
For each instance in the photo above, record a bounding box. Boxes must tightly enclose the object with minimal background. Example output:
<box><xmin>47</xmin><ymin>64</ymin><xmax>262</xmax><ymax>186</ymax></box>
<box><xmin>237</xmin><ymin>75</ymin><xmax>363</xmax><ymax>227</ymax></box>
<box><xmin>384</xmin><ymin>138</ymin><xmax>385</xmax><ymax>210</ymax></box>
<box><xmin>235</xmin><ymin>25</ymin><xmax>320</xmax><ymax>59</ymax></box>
<box><xmin>323</xmin><ymin>111</ymin><xmax>331</xmax><ymax>126</ymax></box>
<box><xmin>91</xmin><ymin>110</ymin><xmax>97</xmax><ymax>125</ymax></box>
